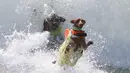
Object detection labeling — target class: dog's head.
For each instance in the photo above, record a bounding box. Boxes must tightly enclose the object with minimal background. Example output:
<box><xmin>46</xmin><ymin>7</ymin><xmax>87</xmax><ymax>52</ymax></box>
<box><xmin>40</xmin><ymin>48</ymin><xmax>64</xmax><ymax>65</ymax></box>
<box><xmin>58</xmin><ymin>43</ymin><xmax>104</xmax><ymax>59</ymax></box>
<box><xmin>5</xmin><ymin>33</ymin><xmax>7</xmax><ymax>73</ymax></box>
<box><xmin>47</xmin><ymin>13</ymin><xmax>66</xmax><ymax>30</ymax></box>
<box><xmin>43</xmin><ymin>13</ymin><xmax>66</xmax><ymax>31</ymax></box>
<box><xmin>70</xmin><ymin>18</ymin><xmax>86</xmax><ymax>28</ymax></box>
<box><xmin>50</xmin><ymin>14</ymin><xmax>66</xmax><ymax>22</ymax></box>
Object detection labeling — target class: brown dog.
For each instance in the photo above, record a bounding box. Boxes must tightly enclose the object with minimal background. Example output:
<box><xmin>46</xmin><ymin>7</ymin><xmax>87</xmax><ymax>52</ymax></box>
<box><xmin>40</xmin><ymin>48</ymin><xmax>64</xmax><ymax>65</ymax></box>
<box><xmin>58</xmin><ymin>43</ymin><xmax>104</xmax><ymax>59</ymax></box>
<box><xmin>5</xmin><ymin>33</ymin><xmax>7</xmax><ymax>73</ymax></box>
<box><xmin>54</xmin><ymin>18</ymin><xmax>93</xmax><ymax>67</ymax></box>
<box><xmin>69</xmin><ymin>18</ymin><xmax>93</xmax><ymax>50</ymax></box>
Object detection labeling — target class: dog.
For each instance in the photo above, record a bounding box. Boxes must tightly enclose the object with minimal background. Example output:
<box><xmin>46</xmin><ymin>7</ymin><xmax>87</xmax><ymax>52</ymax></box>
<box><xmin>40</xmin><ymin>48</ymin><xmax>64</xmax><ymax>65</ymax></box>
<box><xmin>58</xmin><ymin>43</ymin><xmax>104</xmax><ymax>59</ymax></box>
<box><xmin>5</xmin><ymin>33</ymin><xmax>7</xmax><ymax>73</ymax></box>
<box><xmin>43</xmin><ymin>13</ymin><xmax>66</xmax><ymax>50</ymax></box>
<box><xmin>54</xmin><ymin>18</ymin><xmax>93</xmax><ymax>67</ymax></box>
<box><xmin>43</xmin><ymin>13</ymin><xmax>65</xmax><ymax>36</ymax></box>
<box><xmin>30</xmin><ymin>13</ymin><xmax>66</xmax><ymax>53</ymax></box>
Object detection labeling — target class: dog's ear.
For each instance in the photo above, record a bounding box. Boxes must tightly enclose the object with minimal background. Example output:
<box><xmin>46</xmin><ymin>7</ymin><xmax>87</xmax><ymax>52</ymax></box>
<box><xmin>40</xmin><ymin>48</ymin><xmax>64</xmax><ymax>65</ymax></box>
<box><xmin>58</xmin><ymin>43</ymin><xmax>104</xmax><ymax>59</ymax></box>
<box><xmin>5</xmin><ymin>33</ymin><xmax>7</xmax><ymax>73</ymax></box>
<box><xmin>70</xmin><ymin>18</ymin><xmax>81</xmax><ymax>24</ymax></box>
<box><xmin>70</xmin><ymin>20</ymin><xmax>75</xmax><ymax>24</ymax></box>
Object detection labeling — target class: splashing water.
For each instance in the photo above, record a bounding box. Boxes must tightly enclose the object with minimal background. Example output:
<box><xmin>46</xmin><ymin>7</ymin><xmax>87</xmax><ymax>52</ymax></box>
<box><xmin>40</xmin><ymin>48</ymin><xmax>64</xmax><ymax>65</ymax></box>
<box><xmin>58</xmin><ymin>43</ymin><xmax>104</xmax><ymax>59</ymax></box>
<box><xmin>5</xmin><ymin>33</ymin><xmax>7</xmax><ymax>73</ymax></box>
<box><xmin>1</xmin><ymin>0</ymin><xmax>130</xmax><ymax>73</ymax></box>
<box><xmin>0</xmin><ymin>27</ymin><xmax>108</xmax><ymax>73</ymax></box>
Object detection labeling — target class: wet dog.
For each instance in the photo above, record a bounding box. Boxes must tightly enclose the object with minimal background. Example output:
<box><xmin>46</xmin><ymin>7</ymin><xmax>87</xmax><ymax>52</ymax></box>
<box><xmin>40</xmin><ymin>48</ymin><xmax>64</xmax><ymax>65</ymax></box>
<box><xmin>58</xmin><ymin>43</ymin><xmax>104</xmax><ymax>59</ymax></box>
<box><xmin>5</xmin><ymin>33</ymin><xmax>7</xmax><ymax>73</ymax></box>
<box><xmin>43</xmin><ymin>13</ymin><xmax>66</xmax><ymax>50</ymax></box>
<box><xmin>55</xmin><ymin>18</ymin><xmax>93</xmax><ymax>67</ymax></box>
<box><xmin>43</xmin><ymin>13</ymin><xmax>66</xmax><ymax>32</ymax></box>
<box><xmin>30</xmin><ymin>14</ymin><xmax>66</xmax><ymax>53</ymax></box>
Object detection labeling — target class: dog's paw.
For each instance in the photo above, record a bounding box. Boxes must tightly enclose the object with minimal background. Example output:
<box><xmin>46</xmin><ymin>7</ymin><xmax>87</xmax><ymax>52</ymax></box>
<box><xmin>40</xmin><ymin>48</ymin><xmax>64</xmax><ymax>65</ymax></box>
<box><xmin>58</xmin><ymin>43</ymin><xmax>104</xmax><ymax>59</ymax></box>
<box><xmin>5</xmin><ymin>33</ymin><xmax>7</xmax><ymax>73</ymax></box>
<box><xmin>52</xmin><ymin>60</ymin><xmax>56</xmax><ymax>64</ymax></box>
<box><xmin>87</xmin><ymin>41</ymin><xmax>93</xmax><ymax>45</ymax></box>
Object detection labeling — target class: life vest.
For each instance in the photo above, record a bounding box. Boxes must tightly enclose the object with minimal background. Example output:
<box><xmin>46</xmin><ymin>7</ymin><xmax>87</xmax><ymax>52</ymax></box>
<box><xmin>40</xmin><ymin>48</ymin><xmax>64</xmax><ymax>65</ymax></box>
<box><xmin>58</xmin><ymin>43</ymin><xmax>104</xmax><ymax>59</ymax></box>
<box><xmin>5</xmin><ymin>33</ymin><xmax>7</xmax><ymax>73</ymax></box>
<box><xmin>58</xmin><ymin>29</ymin><xmax>86</xmax><ymax>66</ymax></box>
<box><xmin>50</xmin><ymin>25</ymin><xmax>62</xmax><ymax>36</ymax></box>
<box><xmin>64</xmin><ymin>29</ymin><xmax>87</xmax><ymax>39</ymax></box>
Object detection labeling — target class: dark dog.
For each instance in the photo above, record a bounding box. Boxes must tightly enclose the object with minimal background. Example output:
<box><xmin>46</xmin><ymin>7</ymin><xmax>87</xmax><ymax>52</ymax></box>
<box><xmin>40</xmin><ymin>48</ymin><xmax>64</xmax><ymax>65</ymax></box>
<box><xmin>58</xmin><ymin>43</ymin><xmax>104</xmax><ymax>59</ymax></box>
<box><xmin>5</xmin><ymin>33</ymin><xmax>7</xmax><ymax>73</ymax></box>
<box><xmin>43</xmin><ymin>13</ymin><xmax>66</xmax><ymax>50</ymax></box>
<box><xmin>30</xmin><ymin>14</ymin><xmax>66</xmax><ymax>53</ymax></box>
<box><xmin>43</xmin><ymin>13</ymin><xmax>65</xmax><ymax>34</ymax></box>
<box><xmin>56</xmin><ymin>18</ymin><xmax>93</xmax><ymax>67</ymax></box>
<box><xmin>43</xmin><ymin>13</ymin><xmax>66</xmax><ymax>41</ymax></box>
<box><xmin>43</xmin><ymin>13</ymin><xmax>65</xmax><ymax>31</ymax></box>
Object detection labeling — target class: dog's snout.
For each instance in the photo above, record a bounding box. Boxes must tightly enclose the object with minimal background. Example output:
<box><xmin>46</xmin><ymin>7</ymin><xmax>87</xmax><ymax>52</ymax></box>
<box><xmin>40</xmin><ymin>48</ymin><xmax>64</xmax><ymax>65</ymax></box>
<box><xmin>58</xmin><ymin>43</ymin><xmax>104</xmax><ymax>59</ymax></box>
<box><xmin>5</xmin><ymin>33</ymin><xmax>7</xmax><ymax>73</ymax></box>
<box><xmin>79</xmin><ymin>21</ymin><xmax>84</xmax><ymax>25</ymax></box>
<box><xmin>60</xmin><ymin>17</ymin><xmax>66</xmax><ymax>22</ymax></box>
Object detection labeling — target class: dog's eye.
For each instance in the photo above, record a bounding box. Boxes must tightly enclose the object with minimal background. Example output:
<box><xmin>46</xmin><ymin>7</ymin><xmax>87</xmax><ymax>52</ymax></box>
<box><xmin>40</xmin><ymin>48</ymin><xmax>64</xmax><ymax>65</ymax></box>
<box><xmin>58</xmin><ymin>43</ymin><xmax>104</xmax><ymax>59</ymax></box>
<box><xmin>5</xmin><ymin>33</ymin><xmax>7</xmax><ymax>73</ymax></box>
<box><xmin>81</xmin><ymin>20</ymin><xmax>86</xmax><ymax>24</ymax></box>
<box><xmin>75</xmin><ymin>19</ymin><xmax>80</xmax><ymax>24</ymax></box>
